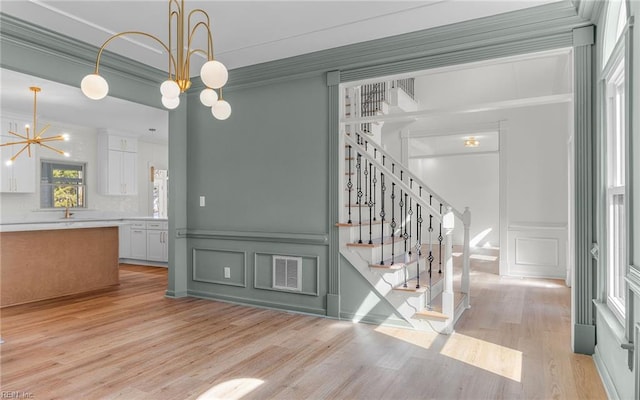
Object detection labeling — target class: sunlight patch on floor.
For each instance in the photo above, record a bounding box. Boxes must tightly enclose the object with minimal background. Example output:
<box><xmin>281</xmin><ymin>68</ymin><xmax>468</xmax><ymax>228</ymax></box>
<box><xmin>197</xmin><ymin>378</ymin><xmax>264</xmax><ymax>400</ymax></box>
<box><xmin>374</xmin><ymin>325</ymin><xmax>438</xmax><ymax>350</ymax></box>
<box><xmin>470</xmin><ymin>254</ymin><xmax>498</xmax><ymax>262</ymax></box>
<box><xmin>440</xmin><ymin>333</ymin><xmax>522</xmax><ymax>382</ymax></box>
<box><xmin>499</xmin><ymin>277</ymin><xmax>566</xmax><ymax>289</ymax></box>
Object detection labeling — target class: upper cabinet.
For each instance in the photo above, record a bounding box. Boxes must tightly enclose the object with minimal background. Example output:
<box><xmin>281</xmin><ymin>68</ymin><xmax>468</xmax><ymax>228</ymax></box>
<box><xmin>97</xmin><ymin>132</ymin><xmax>137</xmax><ymax>196</ymax></box>
<box><xmin>0</xmin><ymin>136</ymin><xmax>36</xmax><ymax>193</ymax></box>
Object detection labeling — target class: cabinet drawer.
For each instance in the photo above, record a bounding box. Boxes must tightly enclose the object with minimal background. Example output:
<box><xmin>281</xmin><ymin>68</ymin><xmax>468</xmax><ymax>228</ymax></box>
<box><xmin>130</xmin><ymin>221</ymin><xmax>146</xmax><ymax>229</ymax></box>
<box><xmin>146</xmin><ymin>221</ymin><xmax>168</xmax><ymax>230</ymax></box>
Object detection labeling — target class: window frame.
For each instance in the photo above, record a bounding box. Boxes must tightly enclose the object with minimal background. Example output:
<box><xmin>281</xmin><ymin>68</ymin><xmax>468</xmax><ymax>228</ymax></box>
<box><xmin>40</xmin><ymin>159</ymin><xmax>87</xmax><ymax>209</ymax></box>
<box><xmin>601</xmin><ymin>6</ymin><xmax>628</xmax><ymax>324</ymax></box>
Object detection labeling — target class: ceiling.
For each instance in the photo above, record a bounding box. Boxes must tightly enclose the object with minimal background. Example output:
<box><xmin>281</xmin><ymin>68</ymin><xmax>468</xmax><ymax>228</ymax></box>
<box><xmin>0</xmin><ymin>0</ymin><xmax>565</xmax><ymax>143</ymax></box>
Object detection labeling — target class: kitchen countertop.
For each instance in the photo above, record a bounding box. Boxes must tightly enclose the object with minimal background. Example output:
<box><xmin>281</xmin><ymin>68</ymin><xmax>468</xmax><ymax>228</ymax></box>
<box><xmin>0</xmin><ymin>216</ymin><xmax>168</xmax><ymax>233</ymax></box>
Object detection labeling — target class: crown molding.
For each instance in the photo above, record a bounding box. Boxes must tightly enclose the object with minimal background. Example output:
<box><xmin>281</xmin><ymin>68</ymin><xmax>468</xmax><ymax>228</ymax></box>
<box><xmin>0</xmin><ymin>13</ymin><xmax>165</xmax><ymax>86</ymax></box>
<box><xmin>2</xmin><ymin>1</ymin><xmax>590</xmax><ymax>93</ymax></box>
<box><xmin>223</xmin><ymin>1</ymin><xmax>590</xmax><ymax>90</ymax></box>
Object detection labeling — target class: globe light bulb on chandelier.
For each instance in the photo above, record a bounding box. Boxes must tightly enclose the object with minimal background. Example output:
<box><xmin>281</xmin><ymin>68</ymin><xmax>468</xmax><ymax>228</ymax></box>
<box><xmin>80</xmin><ymin>0</ymin><xmax>231</xmax><ymax>119</ymax></box>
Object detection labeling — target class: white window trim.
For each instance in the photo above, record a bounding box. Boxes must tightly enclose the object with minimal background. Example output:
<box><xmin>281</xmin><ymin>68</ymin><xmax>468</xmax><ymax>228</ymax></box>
<box><xmin>603</xmin><ymin>27</ymin><xmax>627</xmax><ymax>323</ymax></box>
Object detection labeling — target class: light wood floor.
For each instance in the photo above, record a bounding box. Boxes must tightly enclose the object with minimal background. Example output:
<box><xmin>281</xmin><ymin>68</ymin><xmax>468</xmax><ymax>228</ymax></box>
<box><xmin>1</xmin><ymin>259</ymin><xmax>607</xmax><ymax>399</ymax></box>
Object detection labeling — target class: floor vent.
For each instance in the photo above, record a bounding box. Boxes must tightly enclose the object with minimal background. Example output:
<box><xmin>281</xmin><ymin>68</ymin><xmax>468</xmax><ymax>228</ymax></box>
<box><xmin>273</xmin><ymin>255</ymin><xmax>302</xmax><ymax>291</ymax></box>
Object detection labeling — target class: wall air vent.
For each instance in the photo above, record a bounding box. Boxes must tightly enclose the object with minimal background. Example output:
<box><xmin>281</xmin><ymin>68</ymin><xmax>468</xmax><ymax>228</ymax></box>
<box><xmin>272</xmin><ymin>255</ymin><xmax>302</xmax><ymax>292</ymax></box>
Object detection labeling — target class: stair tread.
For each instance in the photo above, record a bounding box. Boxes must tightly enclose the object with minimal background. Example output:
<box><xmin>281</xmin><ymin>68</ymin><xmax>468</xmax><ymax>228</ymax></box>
<box><xmin>369</xmin><ymin>253</ymin><xmax>419</xmax><ymax>269</ymax></box>
<box><xmin>336</xmin><ymin>220</ymin><xmax>383</xmax><ymax>227</ymax></box>
<box><xmin>393</xmin><ymin>267</ymin><xmax>445</xmax><ymax>292</ymax></box>
<box><xmin>346</xmin><ymin>235</ymin><xmax>404</xmax><ymax>248</ymax></box>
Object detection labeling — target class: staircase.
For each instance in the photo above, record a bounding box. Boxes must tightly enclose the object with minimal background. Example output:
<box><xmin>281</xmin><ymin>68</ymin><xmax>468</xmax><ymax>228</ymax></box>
<box><xmin>339</xmin><ymin>80</ymin><xmax>471</xmax><ymax>334</ymax></box>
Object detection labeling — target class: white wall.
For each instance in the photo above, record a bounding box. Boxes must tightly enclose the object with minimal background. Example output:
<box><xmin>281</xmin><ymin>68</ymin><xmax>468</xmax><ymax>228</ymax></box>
<box><xmin>405</xmin><ymin>101</ymin><xmax>570</xmax><ymax>278</ymax></box>
<box><xmin>0</xmin><ymin>112</ymin><xmax>167</xmax><ymax>222</ymax></box>
<box><xmin>410</xmin><ymin>152</ymin><xmax>499</xmax><ymax>247</ymax></box>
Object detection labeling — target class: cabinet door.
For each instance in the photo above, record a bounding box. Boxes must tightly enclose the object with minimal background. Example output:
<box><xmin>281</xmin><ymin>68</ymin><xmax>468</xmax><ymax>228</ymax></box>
<box><xmin>161</xmin><ymin>231</ymin><xmax>168</xmax><ymax>262</ymax></box>
<box><xmin>12</xmin><ymin>147</ymin><xmax>36</xmax><ymax>193</ymax></box>
<box><xmin>118</xmin><ymin>224</ymin><xmax>131</xmax><ymax>259</ymax></box>
<box><xmin>130</xmin><ymin>229</ymin><xmax>147</xmax><ymax>259</ymax></box>
<box><xmin>107</xmin><ymin>150</ymin><xmax>123</xmax><ymax>195</ymax></box>
<box><xmin>0</xmin><ymin>143</ymin><xmax>14</xmax><ymax>192</ymax></box>
<box><xmin>121</xmin><ymin>151</ymin><xmax>137</xmax><ymax>195</ymax></box>
<box><xmin>146</xmin><ymin>230</ymin><xmax>164</xmax><ymax>261</ymax></box>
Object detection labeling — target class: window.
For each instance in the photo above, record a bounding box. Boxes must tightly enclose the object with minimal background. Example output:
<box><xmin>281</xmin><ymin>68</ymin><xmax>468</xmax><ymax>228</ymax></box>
<box><xmin>604</xmin><ymin>37</ymin><xmax>626</xmax><ymax>322</ymax></box>
<box><xmin>40</xmin><ymin>161</ymin><xmax>86</xmax><ymax>208</ymax></box>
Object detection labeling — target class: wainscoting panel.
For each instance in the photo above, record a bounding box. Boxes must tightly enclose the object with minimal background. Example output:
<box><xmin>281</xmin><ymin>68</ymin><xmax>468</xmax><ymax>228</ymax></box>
<box><xmin>507</xmin><ymin>224</ymin><xmax>567</xmax><ymax>278</ymax></box>
<box><xmin>192</xmin><ymin>248</ymin><xmax>247</xmax><ymax>287</ymax></box>
<box><xmin>254</xmin><ymin>252</ymin><xmax>320</xmax><ymax>296</ymax></box>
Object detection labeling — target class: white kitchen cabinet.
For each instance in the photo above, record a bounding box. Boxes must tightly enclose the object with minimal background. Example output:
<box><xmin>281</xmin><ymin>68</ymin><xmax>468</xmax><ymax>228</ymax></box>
<box><xmin>130</xmin><ymin>227</ymin><xmax>147</xmax><ymax>260</ymax></box>
<box><xmin>97</xmin><ymin>133</ymin><xmax>137</xmax><ymax>195</ymax></box>
<box><xmin>119</xmin><ymin>220</ymin><xmax>168</xmax><ymax>265</ymax></box>
<box><xmin>146</xmin><ymin>221</ymin><xmax>168</xmax><ymax>262</ymax></box>
<box><xmin>0</xmin><ymin>138</ymin><xmax>36</xmax><ymax>193</ymax></box>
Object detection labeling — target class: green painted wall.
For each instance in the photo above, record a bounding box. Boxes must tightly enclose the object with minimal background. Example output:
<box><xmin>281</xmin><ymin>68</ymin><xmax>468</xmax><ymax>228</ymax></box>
<box><xmin>185</xmin><ymin>75</ymin><xmax>329</xmax><ymax>234</ymax></box>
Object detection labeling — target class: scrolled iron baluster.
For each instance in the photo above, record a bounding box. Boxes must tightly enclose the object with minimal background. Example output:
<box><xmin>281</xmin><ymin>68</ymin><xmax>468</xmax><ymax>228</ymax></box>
<box><xmin>428</xmin><ymin>212</ymin><xmax>434</xmax><ymax>309</ymax></box>
<box><xmin>347</xmin><ymin>145</ymin><xmax>353</xmax><ymax>224</ymax></box>
<box><xmin>372</xmin><ymin>165</ymin><xmax>377</xmax><ymax>222</ymax></box>
<box><xmin>416</xmin><ymin>204</ymin><xmax>423</xmax><ymax>289</ymax></box>
<box><xmin>390</xmin><ymin>182</ymin><xmax>396</xmax><ymax>266</ymax></box>
<box><xmin>368</xmin><ymin>162</ymin><xmax>373</xmax><ymax>245</ymax></box>
<box><xmin>356</xmin><ymin>154</ymin><xmax>363</xmax><ymax>244</ymax></box>
<box><xmin>380</xmin><ymin>172</ymin><xmax>386</xmax><ymax>265</ymax></box>
<box><xmin>439</xmin><ymin>203</ymin><xmax>443</xmax><ymax>274</ymax></box>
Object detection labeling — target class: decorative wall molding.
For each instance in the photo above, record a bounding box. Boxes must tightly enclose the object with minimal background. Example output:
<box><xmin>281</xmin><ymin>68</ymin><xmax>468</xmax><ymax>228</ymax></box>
<box><xmin>192</xmin><ymin>248</ymin><xmax>247</xmax><ymax>288</ymax></box>
<box><xmin>178</xmin><ymin>229</ymin><xmax>328</xmax><ymax>245</ymax></box>
<box><xmin>507</xmin><ymin>225</ymin><xmax>567</xmax><ymax>278</ymax></box>
<box><xmin>327</xmin><ymin>70</ymin><xmax>341</xmax><ymax>317</ymax></box>
<box><xmin>573</xmin><ymin>33</ymin><xmax>595</xmax><ymax>355</ymax></box>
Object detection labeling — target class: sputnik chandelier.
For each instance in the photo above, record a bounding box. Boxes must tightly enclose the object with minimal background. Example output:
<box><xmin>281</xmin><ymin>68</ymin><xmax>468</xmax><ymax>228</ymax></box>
<box><xmin>80</xmin><ymin>0</ymin><xmax>231</xmax><ymax>120</ymax></box>
<box><xmin>1</xmin><ymin>87</ymin><xmax>70</xmax><ymax>166</ymax></box>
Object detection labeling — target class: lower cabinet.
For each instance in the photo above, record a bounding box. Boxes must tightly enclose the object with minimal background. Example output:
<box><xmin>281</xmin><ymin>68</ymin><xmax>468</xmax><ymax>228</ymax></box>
<box><xmin>146</xmin><ymin>223</ymin><xmax>168</xmax><ymax>262</ymax></box>
<box><xmin>119</xmin><ymin>220</ymin><xmax>168</xmax><ymax>265</ymax></box>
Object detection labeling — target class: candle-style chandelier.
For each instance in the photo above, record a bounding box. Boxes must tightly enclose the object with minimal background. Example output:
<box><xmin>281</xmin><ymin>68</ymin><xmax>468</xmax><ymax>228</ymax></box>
<box><xmin>80</xmin><ymin>0</ymin><xmax>231</xmax><ymax>120</ymax></box>
<box><xmin>1</xmin><ymin>86</ymin><xmax>70</xmax><ymax>166</ymax></box>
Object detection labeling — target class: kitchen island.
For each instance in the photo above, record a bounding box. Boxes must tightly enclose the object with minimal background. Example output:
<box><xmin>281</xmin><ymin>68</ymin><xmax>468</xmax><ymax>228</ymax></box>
<box><xmin>1</xmin><ymin>220</ymin><xmax>121</xmax><ymax>307</ymax></box>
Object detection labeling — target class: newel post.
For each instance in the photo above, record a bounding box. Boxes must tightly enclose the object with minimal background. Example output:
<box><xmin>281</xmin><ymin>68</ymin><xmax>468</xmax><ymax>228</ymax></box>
<box><xmin>442</xmin><ymin>207</ymin><xmax>455</xmax><ymax>334</ymax></box>
<box><xmin>462</xmin><ymin>207</ymin><xmax>471</xmax><ymax>308</ymax></box>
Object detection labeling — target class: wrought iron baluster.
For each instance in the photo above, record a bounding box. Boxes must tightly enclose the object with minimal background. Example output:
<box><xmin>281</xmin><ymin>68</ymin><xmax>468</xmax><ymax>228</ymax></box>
<box><xmin>390</xmin><ymin>182</ymin><xmax>396</xmax><ymax>266</ymax></box>
<box><xmin>368</xmin><ymin>162</ymin><xmax>373</xmax><ymax>245</ymax></box>
<box><xmin>356</xmin><ymin>153</ymin><xmax>363</xmax><ymax>244</ymax></box>
<box><xmin>439</xmin><ymin>203</ymin><xmax>443</xmax><ymax>274</ymax></box>
<box><xmin>399</xmin><ymin>189</ymin><xmax>406</xmax><ymax>287</ymax></box>
<box><xmin>373</xmin><ymin>151</ymin><xmax>377</xmax><ymax>222</ymax></box>
<box><xmin>416</xmin><ymin>204</ymin><xmax>422</xmax><ymax>289</ymax></box>
<box><xmin>363</xmin><ymin>143</ymin><xmax>368</xmax><ymax>206</ymax></box>
<box><xmin>347</xmin><ymin>145</ymin><xmax>353</xmax><ymax>224</ymax></box>
<box><xmin>408</xmin><ymin>197</ymin><xmax>413</xmax><ymax>262</ymax></box>
<box><xmin>403</xmin><ymin>192</ymin><xmax>408</xmax><ymax>268</ymax></box>
<box><xmin>428</xmin><ymin>212</ymin><xmax>434</xmax><ymax>309</ymax></box>
<box><xmin>380</xmin><ymin>172</ymin><xmax>386</xmax><ymax>265</ymax></box>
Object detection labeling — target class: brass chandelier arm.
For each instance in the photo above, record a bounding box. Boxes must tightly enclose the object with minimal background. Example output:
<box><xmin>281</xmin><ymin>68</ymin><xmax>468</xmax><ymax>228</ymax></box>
<box><xmin>37</xmin><ymin>142</ymin><xmax>66</xmax><ymax>156</ymax></box>
<box><xmin>34</xmin><ymin>124</ymin><xmax>52</xmax><ymax>140</ymax></box>
<box><xmin>6</xmin><ymin>130</ymin><xmax>30</xmax><ymax>141</ymax></box>
<box><xmin>1</xmin><ymin>140</ymin><xmax>32</xmax><ymax>147</ymax></box>
<box><xmin>36</xmin><ymin>136</ymin><xmax>67</xmax><ymax>143</ymax></box>
<box><xmin>188</xmin><ymin>9</ymin><xmax>214</xmax><ymax>57</ymax></box>
<box><xmin>188</xmin><ymin>21</ymin><xmax>214</xmax><ymax>59</ymax></box>
<box><xmin>93</xmin><ymin>31</ymin><xmax>178</xmax><ymax>79</ymax></box>
<box><xmin>7</xmin><ymin>144</ymin><xmax>30</xmax><ymax>162</ymax></box>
